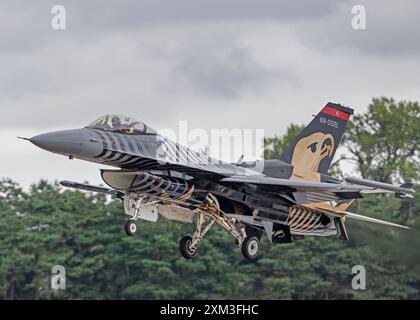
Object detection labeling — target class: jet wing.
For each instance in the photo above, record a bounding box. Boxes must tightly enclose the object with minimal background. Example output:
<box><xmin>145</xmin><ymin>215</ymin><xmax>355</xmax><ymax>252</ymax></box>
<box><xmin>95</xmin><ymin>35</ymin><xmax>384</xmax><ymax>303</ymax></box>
<box><xmin>100</xmin><ymin>147</ymin><xmax>259</xmax><ymax>177</ymax></box>
<box><xmin>221</xmin><ymin>175</ymin><xmax>415</xmax><ymax>203</ymax></box>
<box><xmin>221</xmin><ymin>175</ymin><xmax>374</xmax><ymax>193</ymax></box>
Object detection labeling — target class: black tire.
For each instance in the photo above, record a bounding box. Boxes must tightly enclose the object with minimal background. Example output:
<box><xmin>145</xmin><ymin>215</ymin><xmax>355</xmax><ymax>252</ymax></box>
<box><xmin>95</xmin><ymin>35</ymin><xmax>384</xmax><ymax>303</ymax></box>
<box><xmin>241</xmin><ymin>236</ymin><xmax>260</xmax><ymax>260</ymax></box>
<box><xmin>124</xmin><ymin>220</ymin><xmax>137</xmax><ymax>236</ymax></box>
<box><xmin>179</xmin><ymin>236</ymin><xmax>197</xmax><ymax>259</ymax></box>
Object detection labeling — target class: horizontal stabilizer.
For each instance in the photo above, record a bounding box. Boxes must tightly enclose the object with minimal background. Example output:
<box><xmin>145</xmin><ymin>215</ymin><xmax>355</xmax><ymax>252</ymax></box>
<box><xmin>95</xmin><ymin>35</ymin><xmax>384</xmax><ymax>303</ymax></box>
<box><xmin>343</xmin><ymin>211</ymin><xmax>410</xmax><ymax>230</ymax></box>
<box><xmin>306</xmin><ymin>202</ymin><xmax>409</xmax><ymax>230</ymax></box>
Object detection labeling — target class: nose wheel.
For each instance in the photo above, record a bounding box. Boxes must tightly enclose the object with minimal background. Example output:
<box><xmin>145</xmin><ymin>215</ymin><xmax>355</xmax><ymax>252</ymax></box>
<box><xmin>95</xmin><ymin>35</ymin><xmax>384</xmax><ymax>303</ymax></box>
<box><xmin>124</xmin><ymin>220</ymin><xmax>137</xmax><ymax>236</ymax></box>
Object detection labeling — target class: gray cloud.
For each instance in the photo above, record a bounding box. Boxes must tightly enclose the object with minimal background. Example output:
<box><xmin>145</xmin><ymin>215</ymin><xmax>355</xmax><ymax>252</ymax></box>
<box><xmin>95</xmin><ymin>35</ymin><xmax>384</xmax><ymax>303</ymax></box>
<box><xmin>296</xmin><ymin>0</ymin><xmax>420</xmax><ymax>56</ymax></box>
<box><xmin>1</xmin><ymin>1</ymin><xmax>420</xmax><ymax>187</ymax></box>
<box><xmin>4</xmin><ymin>0</ymin><xmax>420</xmax><ymax>59</ymax></box>
<box><xmin>173</xmin><ymin>46</ymin><xmax>299</xmax><ymax>98</ymax></box>
<box><xmin>0</xmin><ymin>0</ymin><xmax>345</xmax><ymax>54</ymax></box>
<box><xmin>0</xmin><ymin>67</ymin><xmax>50</xmax><ymax>100</ymax></box>
<box><xmin>68</xmin><ymin>0</ymin><xmax>343</xmax><ymax>24</ymax></box>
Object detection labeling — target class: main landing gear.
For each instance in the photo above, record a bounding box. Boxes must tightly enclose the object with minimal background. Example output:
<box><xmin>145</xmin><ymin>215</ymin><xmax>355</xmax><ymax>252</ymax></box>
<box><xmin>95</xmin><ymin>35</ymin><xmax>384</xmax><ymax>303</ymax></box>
<box><xmin>179</xmin><ymin>236</ymin><xmax>197</xmax><ymax>259</ymax></box>
<box><xmin>179</xmin><ymin>193</ymin><xmax>261</xmax><ymax>261</ymax></box>
<box><xmin>179</xmin><ymin>210</ymin><xmax>216</xmax><ymax>259</ymax></box>
<box><xmin>241</xmin><ymin>236</ymin><xmax>261</xmax><ymax>260</ymax></box>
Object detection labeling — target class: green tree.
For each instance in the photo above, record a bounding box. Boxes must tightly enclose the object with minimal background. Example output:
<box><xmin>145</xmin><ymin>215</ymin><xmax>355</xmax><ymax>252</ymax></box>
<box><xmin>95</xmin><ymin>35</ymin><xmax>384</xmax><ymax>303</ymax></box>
<box><xmin>343</xmin><ymin>97</ymin><xmax>420</xmax><ymax>183</ymax></box>
<box><xmin>0</xmin><ymin>178</ymin><xmax>419</xmax><ymax>300</ymax></box>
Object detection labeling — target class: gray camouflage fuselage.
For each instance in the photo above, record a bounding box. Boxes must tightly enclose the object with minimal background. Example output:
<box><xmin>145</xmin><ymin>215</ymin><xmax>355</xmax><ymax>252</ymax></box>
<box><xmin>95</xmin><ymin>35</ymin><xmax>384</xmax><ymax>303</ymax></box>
<box><xmin>30</xmin><ymin>126</ymin><xmax>335</xmax><ymax>238</ymax></box>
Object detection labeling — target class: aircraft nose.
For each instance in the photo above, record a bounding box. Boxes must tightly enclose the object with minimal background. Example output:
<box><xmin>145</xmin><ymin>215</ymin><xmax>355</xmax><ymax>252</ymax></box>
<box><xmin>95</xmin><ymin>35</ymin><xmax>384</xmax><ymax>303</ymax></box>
<box><xmin>30</xmin><ymin>129</ymin><xmax>84</xmax><ymax>157</ymax></box>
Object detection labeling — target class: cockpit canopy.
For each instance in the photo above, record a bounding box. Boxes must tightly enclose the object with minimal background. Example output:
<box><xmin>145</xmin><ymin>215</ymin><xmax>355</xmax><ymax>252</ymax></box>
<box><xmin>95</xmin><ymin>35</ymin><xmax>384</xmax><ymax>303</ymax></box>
<box><xmin>85</xmin><ymin>115</ymin><xmax>156</xmax><ymax>135</ymax></box>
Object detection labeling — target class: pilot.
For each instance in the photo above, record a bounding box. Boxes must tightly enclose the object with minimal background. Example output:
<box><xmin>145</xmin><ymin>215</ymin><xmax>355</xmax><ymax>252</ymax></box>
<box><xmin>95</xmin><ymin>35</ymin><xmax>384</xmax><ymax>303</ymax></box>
<box><xmin>111</xmin><ymin>116</ymin><xmax>122</xmax><ymax>130</ymax></box>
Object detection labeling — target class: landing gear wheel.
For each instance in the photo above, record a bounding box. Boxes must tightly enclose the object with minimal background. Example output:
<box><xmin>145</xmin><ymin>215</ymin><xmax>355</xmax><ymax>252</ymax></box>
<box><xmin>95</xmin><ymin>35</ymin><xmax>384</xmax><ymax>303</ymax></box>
<box><xmin>179</xmin><ymin>236</ymin><xmax>197</xmax><ymax>259</ymax></box>
<box><xmin>241</xmin><ymin>236</ymin><xmax>260</xmax><ymax>260</ymax></box>
<box><xmin>124</xmin><ymin>220</ymin><xmax>137</xmax><ymax>236</ymax></box>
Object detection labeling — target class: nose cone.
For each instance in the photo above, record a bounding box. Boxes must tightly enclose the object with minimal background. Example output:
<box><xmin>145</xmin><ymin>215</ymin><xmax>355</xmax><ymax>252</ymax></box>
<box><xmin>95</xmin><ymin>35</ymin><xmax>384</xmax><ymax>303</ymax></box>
<box><xmin>30</xmin><ymin>129</ymin><xmax>84</xmax><ymax>157</ymax></box>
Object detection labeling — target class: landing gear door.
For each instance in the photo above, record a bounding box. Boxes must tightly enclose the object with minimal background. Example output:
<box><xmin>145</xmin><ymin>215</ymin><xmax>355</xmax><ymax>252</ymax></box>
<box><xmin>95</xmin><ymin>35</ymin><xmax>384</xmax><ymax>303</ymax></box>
<box><xmin>138</xmin><ymin>205</ymin><xmax>159</xmax><ymax>222</ymax></box>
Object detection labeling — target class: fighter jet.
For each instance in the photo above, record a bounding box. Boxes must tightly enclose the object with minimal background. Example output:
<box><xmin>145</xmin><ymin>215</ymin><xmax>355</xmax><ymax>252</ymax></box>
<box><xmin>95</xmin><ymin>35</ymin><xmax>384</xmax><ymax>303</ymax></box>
<box><xmin>21</xmin><ymin>103</ymin><xmax>415</xmax><ymax>260</ymax></box>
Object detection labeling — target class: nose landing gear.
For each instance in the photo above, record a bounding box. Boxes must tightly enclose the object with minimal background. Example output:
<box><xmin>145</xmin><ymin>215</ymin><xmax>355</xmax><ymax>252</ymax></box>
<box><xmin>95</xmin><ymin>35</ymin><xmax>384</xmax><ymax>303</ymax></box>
<box><xmin>123</xmin><ymin>194</ymin><xmax>144</xmax><ymax>236</ymax></box>
<box><xmin>122</xmin><ymin>194</ymin><xmax>159</xmax><ymax>236</ymax></box>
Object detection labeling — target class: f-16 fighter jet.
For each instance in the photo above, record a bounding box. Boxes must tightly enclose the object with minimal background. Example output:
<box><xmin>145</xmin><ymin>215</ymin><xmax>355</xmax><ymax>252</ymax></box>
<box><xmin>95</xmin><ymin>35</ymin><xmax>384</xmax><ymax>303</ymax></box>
<box><xmin>22</xmin><ymin>103</ymin><xmax>415</xmax><ymax>260</ymax></box>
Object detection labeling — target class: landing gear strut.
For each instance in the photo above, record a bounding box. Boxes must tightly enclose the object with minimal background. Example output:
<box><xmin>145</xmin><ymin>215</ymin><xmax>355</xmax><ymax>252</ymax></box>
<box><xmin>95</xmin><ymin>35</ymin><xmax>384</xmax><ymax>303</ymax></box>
<box><xmin>180</xmin><ymin>210</ymin><xmax>216</xmax><ymax>259</ymax></box>
<box><xmin>179</xmin><ymin>193</ymin><xmax>257</xmax><ymax>260</ymax></box>
<box><xmin>123</xmin><ymin>194</ymin><xmax>144</xmax><ymax>236</ymax></box>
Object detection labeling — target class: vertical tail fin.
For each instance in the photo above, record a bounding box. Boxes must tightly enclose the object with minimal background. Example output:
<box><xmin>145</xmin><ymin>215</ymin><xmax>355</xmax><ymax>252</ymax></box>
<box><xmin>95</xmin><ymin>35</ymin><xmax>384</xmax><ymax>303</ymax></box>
<box><xmin>279</xmin><ymin>102</ymin><xmax>353</xmax><ymax>175</ymax></box>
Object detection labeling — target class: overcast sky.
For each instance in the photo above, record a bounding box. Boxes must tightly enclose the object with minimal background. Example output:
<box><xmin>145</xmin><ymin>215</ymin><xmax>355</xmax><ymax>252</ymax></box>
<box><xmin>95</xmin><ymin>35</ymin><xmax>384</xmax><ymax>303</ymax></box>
<box><xmin>1</xmin><ymin>0</ymin><xmax>420</xmax><ymax>188</ymax></box>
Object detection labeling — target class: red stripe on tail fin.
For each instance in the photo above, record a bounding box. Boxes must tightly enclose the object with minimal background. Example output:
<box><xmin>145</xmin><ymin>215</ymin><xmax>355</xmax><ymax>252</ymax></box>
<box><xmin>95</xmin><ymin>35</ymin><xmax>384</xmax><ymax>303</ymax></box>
<box><xmin>321</xmin><ymin>106</ymin><xmax>351</xmax><ymax>120</ymax></box>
